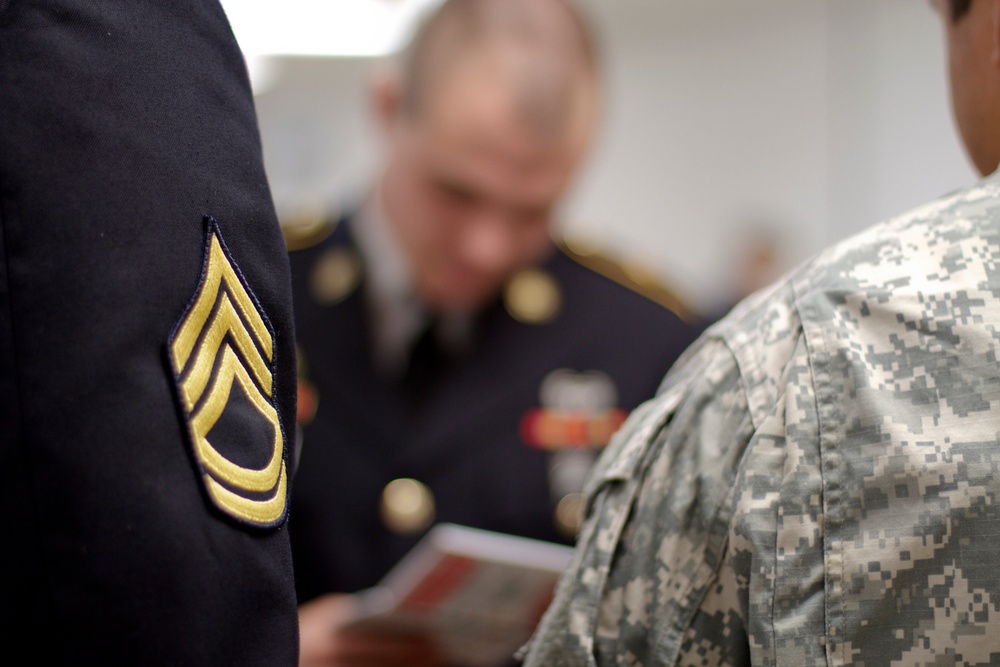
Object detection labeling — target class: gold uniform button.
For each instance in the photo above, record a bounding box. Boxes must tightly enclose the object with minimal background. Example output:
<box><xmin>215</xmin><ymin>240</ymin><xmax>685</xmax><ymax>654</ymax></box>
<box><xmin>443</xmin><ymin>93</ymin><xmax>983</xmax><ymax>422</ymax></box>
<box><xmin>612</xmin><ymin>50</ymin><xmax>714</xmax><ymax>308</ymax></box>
<box><xmin>504</xmin><ymin>269</ymin><xmax>561</xmax><ymax>325</ymax></box>
<box><xmin>282</xmin><ymin>216</ymin><xmax>336</xmax><ymax>252</ymax></box>
<box><xmin>311</xmin><ymin>248</ymin><xmax>361</xmax><ymax>306</ymax></box>
<box><xmin>381</xmin><ymin>478</ymin><xmax>436</xmax><ymax>535</ymax></box>
<box><xmin>554</xmin><ymin>492</ymin><xmax>586</xmax><ymax>539</ymax></box>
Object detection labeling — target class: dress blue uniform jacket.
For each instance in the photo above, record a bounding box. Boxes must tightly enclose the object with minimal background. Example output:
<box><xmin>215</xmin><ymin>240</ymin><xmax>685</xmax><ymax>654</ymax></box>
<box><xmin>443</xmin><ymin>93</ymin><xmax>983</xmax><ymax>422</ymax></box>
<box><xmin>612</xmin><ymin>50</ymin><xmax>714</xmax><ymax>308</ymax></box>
<box><xmin>288</xmin><ymin>217</ymin><xmax>701</xmax><ymax>602</ymax></box>
<box><xmin>0</xmin><ymin>1</ymin><xmax>299</xmax><ymax>663</ymax></box>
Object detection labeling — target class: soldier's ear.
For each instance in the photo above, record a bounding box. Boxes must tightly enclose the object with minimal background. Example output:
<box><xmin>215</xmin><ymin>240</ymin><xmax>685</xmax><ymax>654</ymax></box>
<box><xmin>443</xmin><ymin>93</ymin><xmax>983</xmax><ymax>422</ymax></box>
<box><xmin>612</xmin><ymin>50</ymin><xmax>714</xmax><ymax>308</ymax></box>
<box><xmin>369</xmin><ymin>67</ymin><xmax>405</xmax><ymax>137</ymax></box>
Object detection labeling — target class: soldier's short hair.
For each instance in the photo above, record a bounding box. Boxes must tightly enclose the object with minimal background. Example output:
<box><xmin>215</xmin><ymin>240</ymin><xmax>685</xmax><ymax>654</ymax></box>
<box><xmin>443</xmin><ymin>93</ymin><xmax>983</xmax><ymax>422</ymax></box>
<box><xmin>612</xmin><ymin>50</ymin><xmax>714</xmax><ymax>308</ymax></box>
<box><xmin>399</xmin><ymin>0</ymin><xmax>597</xmax><ymax>122</ymax></box>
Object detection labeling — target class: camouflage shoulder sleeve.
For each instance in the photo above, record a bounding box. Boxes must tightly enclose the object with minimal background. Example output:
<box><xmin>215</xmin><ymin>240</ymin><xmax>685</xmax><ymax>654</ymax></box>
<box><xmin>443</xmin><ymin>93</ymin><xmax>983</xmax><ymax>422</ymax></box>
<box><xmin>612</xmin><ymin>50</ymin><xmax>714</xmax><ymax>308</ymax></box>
<box><xmin>523</xmin><ymin>173</ymin><xmax>1000</xmax><ymax>667</ymax></box>
<box><xmin>521</xmin><ymin>278</ymin><xmax>810</xmax><ymax>666</ymax></box>
<box><xmin>789</xmin><ymin>175</ymin><xmax>1000</xmax><ymax>666</ymax></box>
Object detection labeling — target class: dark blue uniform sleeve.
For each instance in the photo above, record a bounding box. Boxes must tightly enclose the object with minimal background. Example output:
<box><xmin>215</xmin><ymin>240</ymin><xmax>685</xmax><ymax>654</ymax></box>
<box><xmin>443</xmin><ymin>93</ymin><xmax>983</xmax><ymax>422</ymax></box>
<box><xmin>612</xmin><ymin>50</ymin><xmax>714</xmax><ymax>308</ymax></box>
<box><xmin>0</xmin><ymin>1</ymin><xmax>299</xmax><ymax>663</ymax></box>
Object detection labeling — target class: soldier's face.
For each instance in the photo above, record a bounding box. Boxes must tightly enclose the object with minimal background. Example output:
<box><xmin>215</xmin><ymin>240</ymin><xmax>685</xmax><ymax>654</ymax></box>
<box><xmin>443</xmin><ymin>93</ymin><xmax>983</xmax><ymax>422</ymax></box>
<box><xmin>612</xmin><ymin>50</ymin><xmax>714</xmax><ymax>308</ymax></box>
<box><xmin>934</xmin><ymin>0</ymin><xmax>1000</xmax><ymax>176</ymax></box>
<box><xmin>380</xmin><ymin>70</ymin><xmax>589</xmax><ymax>311</ymax></box>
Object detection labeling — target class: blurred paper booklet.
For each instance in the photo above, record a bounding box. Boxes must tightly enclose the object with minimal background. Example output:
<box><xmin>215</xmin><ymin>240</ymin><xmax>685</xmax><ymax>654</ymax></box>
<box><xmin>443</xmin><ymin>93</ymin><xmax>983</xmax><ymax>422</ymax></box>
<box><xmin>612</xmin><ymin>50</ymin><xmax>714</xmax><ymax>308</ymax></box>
<box><xmin>344</xmin><ymin>523</ymin><xmax>574</xmax><ymax>666</ymax></box>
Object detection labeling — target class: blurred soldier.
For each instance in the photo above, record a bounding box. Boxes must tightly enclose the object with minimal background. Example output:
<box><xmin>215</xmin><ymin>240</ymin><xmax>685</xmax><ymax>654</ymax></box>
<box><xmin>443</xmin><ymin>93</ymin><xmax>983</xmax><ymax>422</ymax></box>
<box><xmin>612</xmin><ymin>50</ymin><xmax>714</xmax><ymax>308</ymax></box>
<box><xmin>523</xmin><ymin>0</ymin><xmax>1000</xmax><ymax>665</ymax></box>
<box><xmin>0</xmin><ymin>0</ymin><xmax>298</xmax><ymax>664</ymax></box>
<box><xmin>286</xmin><ymin>0</ymin><xmax>700</xmax><ymax>663</ymax></box>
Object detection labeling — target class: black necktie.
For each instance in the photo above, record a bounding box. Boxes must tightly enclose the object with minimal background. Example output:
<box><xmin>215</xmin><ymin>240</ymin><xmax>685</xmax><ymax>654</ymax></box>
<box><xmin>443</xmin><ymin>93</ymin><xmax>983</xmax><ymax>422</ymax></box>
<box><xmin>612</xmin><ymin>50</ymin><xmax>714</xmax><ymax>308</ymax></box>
<box><xmin>402</xmin><ymin>317</ymin><xmax>446</xmax><ymax>397</ymax></box>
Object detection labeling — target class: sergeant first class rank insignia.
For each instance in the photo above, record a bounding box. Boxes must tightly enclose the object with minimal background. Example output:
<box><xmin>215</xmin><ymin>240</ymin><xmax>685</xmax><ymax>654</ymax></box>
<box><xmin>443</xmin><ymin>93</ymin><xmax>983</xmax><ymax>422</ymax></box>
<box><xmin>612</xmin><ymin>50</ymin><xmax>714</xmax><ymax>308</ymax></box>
<box><xmin>167</xmin><ymin>218</ymin><xmax>288</xmax><ymax>528</ymax></box>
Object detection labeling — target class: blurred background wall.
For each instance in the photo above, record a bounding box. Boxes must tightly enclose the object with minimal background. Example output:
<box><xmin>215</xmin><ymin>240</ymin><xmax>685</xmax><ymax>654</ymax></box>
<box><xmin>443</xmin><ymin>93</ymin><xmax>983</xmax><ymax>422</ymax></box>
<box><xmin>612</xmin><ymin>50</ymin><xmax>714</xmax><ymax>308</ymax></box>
<box><xmin>239</xmin><ymin>0</ymin><xmax>974</xmax><ymax>316</ymax></box>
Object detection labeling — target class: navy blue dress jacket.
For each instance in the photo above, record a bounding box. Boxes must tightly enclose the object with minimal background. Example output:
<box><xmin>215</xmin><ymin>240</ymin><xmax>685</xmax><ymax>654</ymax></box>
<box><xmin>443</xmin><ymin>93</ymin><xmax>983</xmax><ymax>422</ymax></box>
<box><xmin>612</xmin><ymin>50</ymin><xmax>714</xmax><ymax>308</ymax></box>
<box><xmin>0</xmin><ymin>1</ymin><xmax>299</xmax><ymax>663</ymax></box>
<box><xmin>288</xmin><ymin>218</ymin><xmax>700</xmax><ymax>602</ymax></box>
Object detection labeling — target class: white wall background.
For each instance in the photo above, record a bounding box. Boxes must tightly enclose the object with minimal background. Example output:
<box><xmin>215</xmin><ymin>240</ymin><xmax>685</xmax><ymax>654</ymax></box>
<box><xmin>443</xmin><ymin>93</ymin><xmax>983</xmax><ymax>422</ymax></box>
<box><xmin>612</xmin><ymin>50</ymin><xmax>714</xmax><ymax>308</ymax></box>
<box><xmin>252</xmin><ymin>0</ymin><xmax>975</xmax><ymax>314</ymax></box>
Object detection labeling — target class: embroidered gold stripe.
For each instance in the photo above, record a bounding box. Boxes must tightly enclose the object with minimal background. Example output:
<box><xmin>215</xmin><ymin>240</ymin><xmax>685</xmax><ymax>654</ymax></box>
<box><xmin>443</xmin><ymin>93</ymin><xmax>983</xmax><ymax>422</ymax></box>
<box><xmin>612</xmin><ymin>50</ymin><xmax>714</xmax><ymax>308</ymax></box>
<box><xmin>179</xmin><ymin>291</ymin><xmax>273</xmax><ymax>411</ymax></box>
<box><xmin>203</xmin><ymin>463</ymin><xmax>288</xmax><ymax>525</ymax></box>
<box><xmin>189</xmin><ymin>344</ymin><xmax>283</xmax><ymax>493</ymax></box>
<box><xmin>172</xmin><ymin>233</ymin><xmax>273</xmax><ymax>372</ymax></box>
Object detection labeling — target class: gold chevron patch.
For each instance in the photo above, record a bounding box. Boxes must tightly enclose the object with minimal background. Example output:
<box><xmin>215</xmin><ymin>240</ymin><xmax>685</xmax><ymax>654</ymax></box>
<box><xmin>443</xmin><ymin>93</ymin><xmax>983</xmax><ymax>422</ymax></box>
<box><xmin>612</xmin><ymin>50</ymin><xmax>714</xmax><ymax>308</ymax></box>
<box><xmin>168</xmin><ymin>219</ymin><xmax>288</xmax><ymax>527</ymax></box>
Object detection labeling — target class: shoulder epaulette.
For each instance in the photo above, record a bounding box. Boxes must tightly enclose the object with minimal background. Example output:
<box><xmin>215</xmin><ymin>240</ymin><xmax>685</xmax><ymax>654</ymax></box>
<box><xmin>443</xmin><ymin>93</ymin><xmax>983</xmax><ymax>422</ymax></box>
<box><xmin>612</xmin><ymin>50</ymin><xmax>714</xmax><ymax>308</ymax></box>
<box><xmin>281</xmin><ymin>215</ymin><xmax>337</xmax><ymax>252</ymax></box>
<box><xmin>561</xmin><ymin>238</ymin><xmax>697</xmax><ymax>323</ymax></box>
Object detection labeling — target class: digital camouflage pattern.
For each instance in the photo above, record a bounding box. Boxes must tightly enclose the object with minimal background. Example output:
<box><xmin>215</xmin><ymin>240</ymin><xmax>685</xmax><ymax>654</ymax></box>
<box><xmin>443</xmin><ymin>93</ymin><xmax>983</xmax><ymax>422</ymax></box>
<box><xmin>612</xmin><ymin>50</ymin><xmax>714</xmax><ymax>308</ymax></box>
<box><xmin>522</xmin><ymin>171</ymin><xmax>1000</xmax><ymax>666</ymax></box>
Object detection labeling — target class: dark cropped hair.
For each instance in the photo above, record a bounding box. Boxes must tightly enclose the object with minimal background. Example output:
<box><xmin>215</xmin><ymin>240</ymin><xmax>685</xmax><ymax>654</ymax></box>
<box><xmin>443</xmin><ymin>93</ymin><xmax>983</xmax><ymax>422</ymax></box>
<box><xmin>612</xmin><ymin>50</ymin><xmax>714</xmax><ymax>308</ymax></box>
<box><xmin>948</xmin><ymin>0</ymin><xmax>973</xmax><ymax>21</ymax></box>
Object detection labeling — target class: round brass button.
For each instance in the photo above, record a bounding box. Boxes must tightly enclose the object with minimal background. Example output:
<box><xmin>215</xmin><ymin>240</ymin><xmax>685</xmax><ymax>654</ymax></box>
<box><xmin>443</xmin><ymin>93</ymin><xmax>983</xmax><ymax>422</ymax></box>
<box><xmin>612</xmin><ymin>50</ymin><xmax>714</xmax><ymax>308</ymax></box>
<box><xmin>504</xmin><ymin>269</ymin><xmax>561</xmax><ymax>325</ymax></box>
<box><xmin>311</xmin><ymin>248</ymin><xmax>361</xmax><ymax>306</ymax></box>
<box><xmin>554</xmin><ymin>492</ymin><xmax>586</xmax><ymax>539</ymax></box>
<box><xmin>381</xmin><ymin>478</ymin><xmax>436</xmax><ymax>535</ymax></box>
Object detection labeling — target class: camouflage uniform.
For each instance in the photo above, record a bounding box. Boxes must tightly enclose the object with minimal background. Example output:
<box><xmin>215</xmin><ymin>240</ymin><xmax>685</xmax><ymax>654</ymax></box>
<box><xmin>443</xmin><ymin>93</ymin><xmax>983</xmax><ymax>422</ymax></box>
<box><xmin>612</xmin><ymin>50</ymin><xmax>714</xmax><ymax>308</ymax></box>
<box><xmin>522</xmin><ymin>172</ymin><xmax>1000</xmax><ymax>666</ymax></box>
